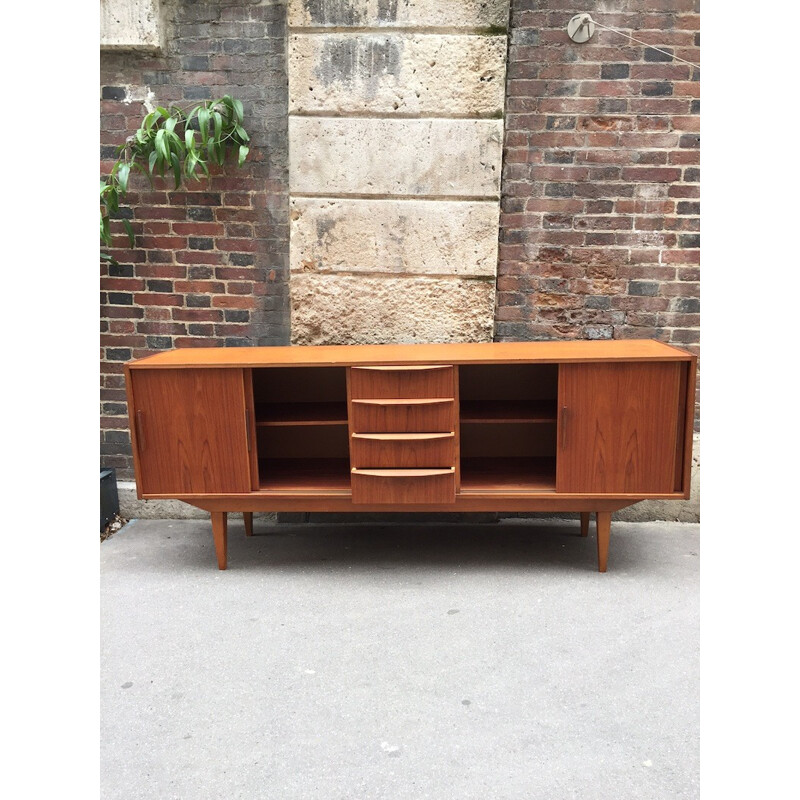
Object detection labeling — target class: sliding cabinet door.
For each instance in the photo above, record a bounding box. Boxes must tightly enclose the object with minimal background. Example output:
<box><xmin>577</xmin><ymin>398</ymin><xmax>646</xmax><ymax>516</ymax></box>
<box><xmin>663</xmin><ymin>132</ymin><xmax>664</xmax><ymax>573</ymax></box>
<box><xmin>556</xmin><ymin>362</ymin><xmax>682</xmax><ymax>494</ymax></box>
<box><xmin>129</xmin><ymin>368</ymin><xmax>252</xmax><ymax>495</ymax></box>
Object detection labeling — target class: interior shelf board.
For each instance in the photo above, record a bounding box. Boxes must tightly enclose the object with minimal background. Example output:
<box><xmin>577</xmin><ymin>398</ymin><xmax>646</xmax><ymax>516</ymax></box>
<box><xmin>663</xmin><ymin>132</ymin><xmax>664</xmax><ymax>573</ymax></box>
<box><xmin>255</xmin><ymin>402</ymin><xmax>348</xmax><ymax>426</ymax></box>
<box><xmin>258</xmin><ymin>458</ymin><xmax>351</xmax><ymax>493</ymax></box>
<box><xmin>459</xmin><ymin>457</ymin><xmax>557</xmax><ymax>493</ymax></box>
<box><xmin>460</xmin><ymin>400</ymin><xmax>557</xmax><ymax>423</ymax></box>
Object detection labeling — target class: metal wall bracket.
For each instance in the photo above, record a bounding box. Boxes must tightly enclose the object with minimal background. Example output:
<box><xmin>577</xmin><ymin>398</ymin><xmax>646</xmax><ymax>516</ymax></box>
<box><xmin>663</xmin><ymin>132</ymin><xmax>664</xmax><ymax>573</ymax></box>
<box><xmin>567</xmin><ymin>13</ymin><xmax>596</xmax><ymax>44</ymax></box>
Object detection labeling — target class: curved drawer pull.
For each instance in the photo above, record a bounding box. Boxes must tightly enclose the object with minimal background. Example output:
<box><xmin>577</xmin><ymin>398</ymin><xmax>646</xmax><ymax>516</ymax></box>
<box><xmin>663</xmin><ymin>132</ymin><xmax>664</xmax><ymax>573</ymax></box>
<box><xmin>352</xmin><ymin>468</ymin><xmax>455</xmax><ymax>478</ymax></box>
<box><xmin>351</xmin><ymin>365</ymin><xmax>452</xmax><ymax>372</ymax></box>
<box><xmin>352</xmin><ymin>432</ymin><xmax>454</xmax><ymax>441</ymax></box>
<box><xmin>352</xmin><ymin>398</ymin><xmax>453</xmax><ymax>406</ymax></box>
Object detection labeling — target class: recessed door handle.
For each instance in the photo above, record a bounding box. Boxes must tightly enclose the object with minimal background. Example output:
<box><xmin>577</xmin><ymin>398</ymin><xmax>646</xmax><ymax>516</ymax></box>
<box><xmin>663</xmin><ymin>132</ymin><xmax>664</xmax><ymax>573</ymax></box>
<box><xmin>561</xmin><ymin>406</ymin><xmax>568</xmax><ymax>449</ymax></box>
<box><xmin>136</xmin><ymin>410</ymin><xmax>146</xmax><ymax>452</ymax></box>
<box><xmin>245</xmin><ymin>411</ymin><xmax>252</xmax><ymax>453</ymax></box>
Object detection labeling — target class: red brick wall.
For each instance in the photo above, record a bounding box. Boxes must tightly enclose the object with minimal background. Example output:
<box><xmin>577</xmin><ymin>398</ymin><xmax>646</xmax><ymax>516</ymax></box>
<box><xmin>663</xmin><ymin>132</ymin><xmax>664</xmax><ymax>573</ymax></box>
<box><xmin>100</xmin><ymin>1</ymin><xmax>289</xmax><ymax>477</ymax></box>
<box><xmin>497</xmin><ymin>0</ymin><xmax>699</xmax><ymax>421</ymax></box>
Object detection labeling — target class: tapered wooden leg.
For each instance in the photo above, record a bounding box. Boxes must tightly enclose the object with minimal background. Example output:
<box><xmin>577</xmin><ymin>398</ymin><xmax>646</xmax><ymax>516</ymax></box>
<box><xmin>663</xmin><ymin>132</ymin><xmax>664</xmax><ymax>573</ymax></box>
<box><xmin>580</xmin><ymin>512</ymin><xmax>590</xmax><ymax>538</ymax></box>
<box><xmin>596</xmin><ymin>511</ymin><xmax>611</xmax><ymax>573</ymax></box>
<box><xmin>211</xmin><ymin>511</ymin><xmax>228</xmax><ymax>570</ymax></box>
<box><xmin>243</xmin><ymin>512</ymin><xmax>254</xmax><ymax>537</ymax></box>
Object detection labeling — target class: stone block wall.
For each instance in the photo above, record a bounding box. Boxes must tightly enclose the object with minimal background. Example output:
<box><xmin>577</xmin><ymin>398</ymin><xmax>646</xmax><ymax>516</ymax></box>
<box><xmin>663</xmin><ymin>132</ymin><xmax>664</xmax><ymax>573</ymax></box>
<box><xmin>287</xmin><ymin>0</ymin><xmax>510</xmax><ymax>344</ymax></box>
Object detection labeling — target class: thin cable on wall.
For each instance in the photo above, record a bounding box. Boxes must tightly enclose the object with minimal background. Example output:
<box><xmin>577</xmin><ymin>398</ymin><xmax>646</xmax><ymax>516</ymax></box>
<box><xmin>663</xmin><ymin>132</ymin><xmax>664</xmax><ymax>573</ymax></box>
<box><xmin>567</xmin><ymin>13</ymin><xmax>700</xmax><ymax>70</ymax></box>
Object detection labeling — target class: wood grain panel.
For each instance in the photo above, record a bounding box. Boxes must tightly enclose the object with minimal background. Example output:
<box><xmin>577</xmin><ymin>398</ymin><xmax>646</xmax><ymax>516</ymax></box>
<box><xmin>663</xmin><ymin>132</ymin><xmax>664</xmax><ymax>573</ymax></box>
<box><xmin>351</xmin><ymin>433</ymin><xmax>455</xmax><ymax>468</ymax></box>
<box><xmin>351</xmin><ymin>468</ymin><xmax>455</xmax><ymax>504</ymax></box>
<box><xmin>130</xmin><ymin>368</ymin><xmax>251</xmax><ymax>495</ymax></box>
<box><xmin>351</xmin><ymin>399</ymin><xmax>454</xmax><ymax>432</ymax></box>
<box><xmin>127</xmin><ymin>340</ymin><xmax>694</xmax><ymax>370</ymax></box>
<box><xmin>350</xmin><ymin>365</ymin><xmax>454</xmax><ymax>399</ymax></box>
<box><xmin>556</xmin><ymin>363</ymin><xmax>681</xmax><ymax>494</ymax></box>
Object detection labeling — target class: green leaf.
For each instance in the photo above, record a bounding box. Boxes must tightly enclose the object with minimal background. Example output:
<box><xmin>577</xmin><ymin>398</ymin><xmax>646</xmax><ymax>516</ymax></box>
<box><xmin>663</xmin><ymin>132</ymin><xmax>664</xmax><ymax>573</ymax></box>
<box><xmin>232</xmin><ymin>98</ymin><xmax>244</xmax><ymax>125</ymax></box>
<box><xmin>156</xmin><ymin>106</ymin><xmax>171</xmax><ymax>119</ymax></box>
<box><xmin>100</xmin><ymin>214</ymin><xmax>111</xmax><ymax>246</ymax></box>
<box><xmin>107</xmin><ymin>187</ymin><xmax>119</xmax><ymax>215</ymax></box>
<box><xmin>170</xmin><ymin>152</ymin><xmax>182</xmax><ymax>190</ymax></box>
<box><xmin>122</xmin><ymin>219</ymin><xmax>135</xmax><ymax>248</ymax></box>
<box><xmin>234</xmin><ymin>124</ymin><xmax>250</xmax><ymax>143</ymax></box>
<box><xmin>185</xmin><ymin>152</ymin><xmax>197</xmax><ymax>180</ymax></box>
<box><xmin>117</xmin><ymin>163</ymin><xmax>131</xmax><ymax>193</ymax></box>
<box><xmin>167</xmin><ymin>129</ymin><xmax>185</xmax><ymax>157</ymax></box>
<box><xmin>165</xmin><ymin>116</ymin><xmax>177</xmax><ymax>134</ymax></box>
<box><xmin>100</xmin><ymin>252</ymin><xmax>118</xmax><ymax>265</ymax></box>
<box><xmin>198</xmin><ymin>108</ymin><xmax>210</xmax><ymax>145</ymax></box>
<box><xmin>148</xmin><ymin>150</ymin><xmax>159</xmax><ymax>175</ymax></box>
<box><xmin>238</xmin><ymin>144</ymin><xmax>249</xmax><ymax>167</ymax></box>
<box><xmin>185</xmin><ymin>126</ymin><xmax>195</xmax><ymax>152</ymax></box>
<box><xmin>155</xmin><ymin>128</ymin><xmax>168</xmax><ymax>161</ymax></box>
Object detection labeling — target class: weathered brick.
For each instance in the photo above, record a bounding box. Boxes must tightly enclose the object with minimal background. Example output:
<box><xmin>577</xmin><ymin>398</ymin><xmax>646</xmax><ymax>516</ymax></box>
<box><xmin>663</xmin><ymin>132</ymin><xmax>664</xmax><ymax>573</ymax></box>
<box><xmin>645</xmin><ymin>47</ymin><xmax>674</xmax><ymax>62</ymax></box>
<box><xmin>601</xmin><ymin>64</ymin><xmax>630</xmax><ymax>80</ymax></box>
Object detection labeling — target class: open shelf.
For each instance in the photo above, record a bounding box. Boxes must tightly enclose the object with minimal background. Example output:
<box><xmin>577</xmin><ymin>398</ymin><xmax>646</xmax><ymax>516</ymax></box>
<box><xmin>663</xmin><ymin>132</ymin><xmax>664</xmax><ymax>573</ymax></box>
<box><xmin>255</xmin><ymin>402</ymin><xmax>348</xmax><ymax>426</ymax></box>
<box><xmin>460</xmin><ymin>400</ymin><xmax>557</xmax><ymax>424</ymax></box>
<box><xmin>258</xmin><ymin>458</ymin><xmax>351</xmax><ymax>494</ymax></box>
<box><xmin>460</xmin><ymin>458</ymin><xmax>557</xmax><ymax>493</ymax></box>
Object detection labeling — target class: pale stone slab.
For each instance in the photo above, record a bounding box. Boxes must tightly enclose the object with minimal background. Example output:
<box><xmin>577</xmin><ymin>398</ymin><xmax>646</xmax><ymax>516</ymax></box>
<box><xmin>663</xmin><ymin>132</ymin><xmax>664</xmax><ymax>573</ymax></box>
<box><xmin>290</xmin><ymin>275</ymin><xmax>495</xmax><ymax>344</ymax></box>
<box><xmin>290</xmin><ymin>198</ymin><xmax>499</xmax><ymax>276</ymax></box>
<box><xmin>100</xmin><ymin>0</ymin><xmax>162</xmax><ymax>51</ymax></box>
<box><xmin>290</xmin><ymin>33</ymin><xmax>506</xmax><ymax>116</ymax></box>
<box><xmin>290</xmin><ymin>118</ymin><xmax>503</xmax><ymax>197</ymax></box>
<box><xmin>288</xmin><ymin>0</ymin><xmax>509</xmax><ymax>29</ymax></box>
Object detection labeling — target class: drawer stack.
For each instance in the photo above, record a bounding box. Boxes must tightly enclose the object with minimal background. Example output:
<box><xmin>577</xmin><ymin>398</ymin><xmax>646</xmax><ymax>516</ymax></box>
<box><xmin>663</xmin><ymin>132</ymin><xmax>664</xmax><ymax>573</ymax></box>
<box><xmin>349</xmin><ymin>365</ymin><xmax>457</xmax><ymax>504</ymax></box>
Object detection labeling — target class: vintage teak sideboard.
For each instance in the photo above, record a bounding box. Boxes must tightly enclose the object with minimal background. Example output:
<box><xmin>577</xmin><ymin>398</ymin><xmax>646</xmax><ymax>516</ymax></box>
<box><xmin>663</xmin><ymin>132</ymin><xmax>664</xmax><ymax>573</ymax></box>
<box><xmin>124</xmin><ymin>341</ymin><xmax>696</xmax><ymax>572</ymax></box>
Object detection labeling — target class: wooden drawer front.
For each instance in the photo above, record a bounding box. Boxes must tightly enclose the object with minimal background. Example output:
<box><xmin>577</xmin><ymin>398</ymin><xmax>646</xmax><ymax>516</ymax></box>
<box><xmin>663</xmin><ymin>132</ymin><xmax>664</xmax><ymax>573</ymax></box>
<box><xmin>351</xmin><ymin>433</ymin><xmax>455</xmax><ymax>469</ymax></box>
<box><xmin>351</xmin><ymin>399</ymin><xmax>454</xmax><ymax>433</ymax></box>
<box><xmin>351</xmin><ymin>469</ymin><xmax>456</xmax><ymax>504</ymax></box>
<box><xmin>350</xmin><ymin>365</ymin><xmax>454</xmax><ymax>399</ymax></box>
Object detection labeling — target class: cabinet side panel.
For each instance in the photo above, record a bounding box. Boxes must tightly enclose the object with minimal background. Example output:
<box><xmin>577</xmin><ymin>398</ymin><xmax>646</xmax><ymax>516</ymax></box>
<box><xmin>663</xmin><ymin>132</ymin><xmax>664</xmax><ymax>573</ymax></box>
<box><xmin>244</xmin><ymin>368</ymin><xmax>259</xmax><ymax>491</ymax></box>
<box><xmin>124</xmin><ymin>364</ymin><xmax>144</xmax><ymax>500</ymax></box>
<box><xmin>680</xmin><ymin>356</ymin><xmax>698</xmax><ymax>498</ymax></box>
<box><xmin>131</xmin><ymin>368</ymin><xmax>251</xmax><ymax>495</ymax></box>
<box><xmin>557</xmin><ymin>362</ymin><xmax>681</xmax><ymax>494</ymax></box>
<box><xmin>673</xmin><ymin>362</ymin><xmax>689</xmax><ymax>492</ymax></box>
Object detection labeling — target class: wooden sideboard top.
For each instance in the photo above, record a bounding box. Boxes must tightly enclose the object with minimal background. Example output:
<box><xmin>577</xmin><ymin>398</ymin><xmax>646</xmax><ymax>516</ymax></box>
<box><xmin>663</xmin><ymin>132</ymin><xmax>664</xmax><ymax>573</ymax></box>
<box><xmin>127</xmin><ymin>339</ymin><xmax>694</xmax><ymax>370</ymax></box>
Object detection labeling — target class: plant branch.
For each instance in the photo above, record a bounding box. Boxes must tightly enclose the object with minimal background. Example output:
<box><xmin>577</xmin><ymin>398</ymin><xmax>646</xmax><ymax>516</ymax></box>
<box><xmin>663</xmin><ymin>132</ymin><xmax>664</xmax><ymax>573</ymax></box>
<box><xmin>100</xmin><ymin>95</ymin><xmax>252</xmax><ymax>260</ymax></box>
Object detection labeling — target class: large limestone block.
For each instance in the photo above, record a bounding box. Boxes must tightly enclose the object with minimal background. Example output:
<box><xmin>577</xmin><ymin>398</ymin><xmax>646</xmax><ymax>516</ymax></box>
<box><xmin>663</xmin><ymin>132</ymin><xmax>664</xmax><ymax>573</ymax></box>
<box><xmin>290</xmin><ymin>198</ymin><xmax>499</xmax><ymax>276</ymax></box>
<box><xmin>289</xmin><ymin>118</ymin><xmax>503</xmax><ymax>197</ymax></box>
<box><xmin>100</xmin><ymin>0</ymin><xmax>162</xmax><ymax>51</ymax></box>
<box><xmin>288</xmin><ymin>0</ymin><xmax>509</xmax><ymax>29</ymax></box>
<box><xmin>290</xmin><ymin>33</ymin><xmax>506</xmax><ymax>116</ymax></box>
<box><xmin>290</xmin><ymin>275</ymin><xmax>495</xmax><ymax>344</ymax></box>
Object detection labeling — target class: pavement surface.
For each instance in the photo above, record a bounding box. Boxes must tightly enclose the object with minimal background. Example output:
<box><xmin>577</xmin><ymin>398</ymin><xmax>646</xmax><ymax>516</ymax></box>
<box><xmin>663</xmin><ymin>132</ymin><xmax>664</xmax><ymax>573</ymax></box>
<box><xmin>100</xmin><ymin>518</ymin><xmax>699</xmax><ymax>800</ymax></box>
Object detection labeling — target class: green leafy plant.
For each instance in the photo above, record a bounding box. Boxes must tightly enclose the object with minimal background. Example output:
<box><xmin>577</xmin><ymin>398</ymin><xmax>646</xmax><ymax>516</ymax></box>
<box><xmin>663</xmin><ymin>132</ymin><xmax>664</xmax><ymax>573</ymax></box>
<box><xmin>100</xmin><ymin>95</ymin><xmax>251</xmax><ymax>261</ymax></box>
